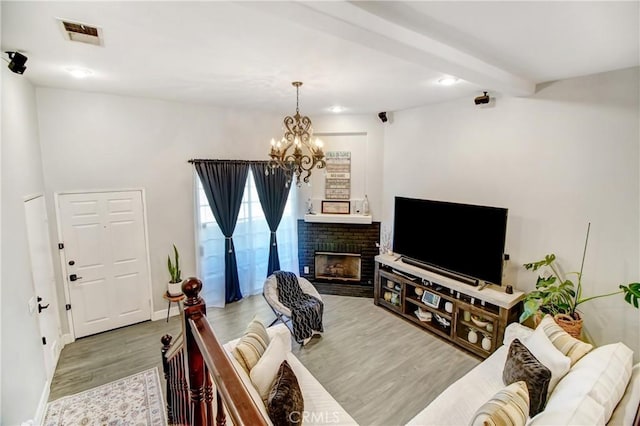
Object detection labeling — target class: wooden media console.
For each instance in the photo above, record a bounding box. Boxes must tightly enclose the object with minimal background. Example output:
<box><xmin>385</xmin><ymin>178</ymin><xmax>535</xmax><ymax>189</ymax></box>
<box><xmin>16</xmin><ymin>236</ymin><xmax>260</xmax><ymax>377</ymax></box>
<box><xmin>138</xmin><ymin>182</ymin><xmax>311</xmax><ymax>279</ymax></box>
<box><xmin>374</xmin><ymin>254</ymin><xmax>524</xmax><ymax>358</ymax></box>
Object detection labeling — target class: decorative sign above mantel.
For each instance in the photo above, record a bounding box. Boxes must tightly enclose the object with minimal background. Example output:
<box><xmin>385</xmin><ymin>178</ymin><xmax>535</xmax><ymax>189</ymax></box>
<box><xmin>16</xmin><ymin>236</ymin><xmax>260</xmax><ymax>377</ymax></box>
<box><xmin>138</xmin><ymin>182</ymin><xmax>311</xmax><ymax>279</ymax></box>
<box><xmin>325</xmin><ymin>151</ymin><xmax>351</xmax><ymax>200</ymax></box>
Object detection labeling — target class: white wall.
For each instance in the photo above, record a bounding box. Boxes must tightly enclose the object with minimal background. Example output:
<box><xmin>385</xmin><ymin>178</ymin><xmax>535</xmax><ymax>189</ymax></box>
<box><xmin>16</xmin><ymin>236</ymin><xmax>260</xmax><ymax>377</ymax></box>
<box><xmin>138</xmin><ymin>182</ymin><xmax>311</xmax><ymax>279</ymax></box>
<box><xmin>383</xmin><ymin>67</ymin><xmax>640</xmax><ymax>356</ymax></box>
<box><xmin>1</xmin><ymin>67</ymin><xmax>48</xmax><ymax>424</ymax></box>
<box><xmin>295</xmin><ymin>114</ymin><xmax>386</xmax><ymax>221</ymax></box>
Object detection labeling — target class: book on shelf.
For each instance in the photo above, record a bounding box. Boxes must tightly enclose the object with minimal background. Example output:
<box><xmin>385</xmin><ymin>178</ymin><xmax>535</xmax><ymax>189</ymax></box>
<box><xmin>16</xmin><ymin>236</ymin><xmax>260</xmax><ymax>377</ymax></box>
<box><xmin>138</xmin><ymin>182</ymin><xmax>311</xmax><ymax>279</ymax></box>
<box><xmin>414</xmin><ymin>308</ymin><xmax>432</xmax><ymax>322</ymax></box>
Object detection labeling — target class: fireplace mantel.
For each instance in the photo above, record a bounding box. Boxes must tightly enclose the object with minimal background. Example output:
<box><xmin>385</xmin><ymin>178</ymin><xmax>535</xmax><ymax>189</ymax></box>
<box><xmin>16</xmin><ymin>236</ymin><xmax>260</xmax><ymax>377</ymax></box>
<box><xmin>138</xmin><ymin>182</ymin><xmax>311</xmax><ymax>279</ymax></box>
<box><xmin>303</xmin><ymin>213</ymin><xmax>372</xmax><ymax>224</ymax></box>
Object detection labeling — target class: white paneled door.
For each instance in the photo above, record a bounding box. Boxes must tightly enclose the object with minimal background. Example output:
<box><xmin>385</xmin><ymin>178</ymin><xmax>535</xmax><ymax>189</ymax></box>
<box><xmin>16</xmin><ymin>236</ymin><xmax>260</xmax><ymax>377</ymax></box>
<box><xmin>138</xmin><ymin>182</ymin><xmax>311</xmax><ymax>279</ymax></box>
<box><xmin>58</xmin><ymin>191</ymin><xmax>151</xmax><ymax>338</ymax></box>
<box><xmin>24</xmin><ymin>195</ymin><xmax>62</xmax><ymax>381</ymax></box>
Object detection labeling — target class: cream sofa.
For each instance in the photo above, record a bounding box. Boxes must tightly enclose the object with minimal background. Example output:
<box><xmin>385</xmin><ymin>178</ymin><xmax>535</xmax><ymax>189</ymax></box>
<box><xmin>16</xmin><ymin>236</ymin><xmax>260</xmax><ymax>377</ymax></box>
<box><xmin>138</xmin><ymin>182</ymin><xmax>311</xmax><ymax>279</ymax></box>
<box><xmin>407</xmin><ymin>322</ymin><xmax>640</xmax><ymax>425</ymax></box>
<box><xmin>224</xmin><ymin>321</ymin><xmax>639</xmax><ymax>425</ymax></box>
<box><xmin>223</xmin><ymin>323</ymin><xmax>357</xmax><ymax>425</ymax></box>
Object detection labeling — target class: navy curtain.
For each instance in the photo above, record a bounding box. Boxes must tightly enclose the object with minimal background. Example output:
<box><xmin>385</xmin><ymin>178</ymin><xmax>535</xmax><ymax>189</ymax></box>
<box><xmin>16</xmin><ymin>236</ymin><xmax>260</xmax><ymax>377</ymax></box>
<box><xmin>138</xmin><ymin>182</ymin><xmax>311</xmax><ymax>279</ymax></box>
<box><xmin>251</xmin><ymin>163</ymin><xmax>292</xmax><ymax>276</ymax></box>
<box><xmin>194</xmin><ymin>160</ymin><xmax>249</xmax><ymax>303</ymax></box>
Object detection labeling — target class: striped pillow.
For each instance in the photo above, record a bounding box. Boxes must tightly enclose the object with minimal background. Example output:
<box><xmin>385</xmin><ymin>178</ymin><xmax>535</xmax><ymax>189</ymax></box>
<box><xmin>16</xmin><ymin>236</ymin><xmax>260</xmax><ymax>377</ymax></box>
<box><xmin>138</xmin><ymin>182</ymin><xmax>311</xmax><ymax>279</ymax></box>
<box><xmin>232</xmin><ymin>319</ymin><xmax>271</xmax><ymax>373</ymax></box>
<box><xmin>471</xmin><ymin>381</ymin><xmax>530</xmax><ymax>426</ymax></box>
<box><xmin>538</xmin><ymin>315</ymin><xmax>593</xmax><ymax>366</ymax></box>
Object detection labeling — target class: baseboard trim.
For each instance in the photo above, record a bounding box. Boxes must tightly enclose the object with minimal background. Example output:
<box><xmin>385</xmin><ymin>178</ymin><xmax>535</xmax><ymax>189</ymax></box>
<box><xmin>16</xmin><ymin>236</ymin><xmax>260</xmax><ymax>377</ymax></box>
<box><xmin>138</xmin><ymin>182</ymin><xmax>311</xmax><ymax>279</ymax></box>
<box><xmin>152</xmin><ymin>306</ymin><xmax>180</xmax><ymax>322</ymax></box>
<box><xmin>61</xmin><ymin>333</ymin><xmax>74</xmax><ymax>345</ymax></box>
<box><xmin>311</xmin><ymin>281</ymin><xmax>374</xmax><ymax>297</ymax></box>
<box><xmin>32</xmin><ymin>379</ymin><xmax>50</xmax><ymax>425</ymax></box>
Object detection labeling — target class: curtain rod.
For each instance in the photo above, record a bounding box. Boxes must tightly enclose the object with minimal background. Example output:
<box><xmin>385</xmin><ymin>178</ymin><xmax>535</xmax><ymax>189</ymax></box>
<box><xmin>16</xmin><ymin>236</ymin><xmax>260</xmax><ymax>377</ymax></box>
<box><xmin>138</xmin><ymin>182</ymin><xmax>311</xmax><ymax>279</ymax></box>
<box><xmin>187</xmin><ymin>159</ymin><xmax>268</xmax><ymax>164</ymax></box>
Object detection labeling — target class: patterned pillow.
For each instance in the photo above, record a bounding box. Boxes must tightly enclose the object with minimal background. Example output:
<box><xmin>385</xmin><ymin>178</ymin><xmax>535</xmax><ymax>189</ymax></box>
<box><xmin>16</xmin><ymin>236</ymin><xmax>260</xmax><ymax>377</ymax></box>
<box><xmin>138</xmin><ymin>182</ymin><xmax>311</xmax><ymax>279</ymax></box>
<box><xmin>538</xmin><ymin>314</ymin><xmax>593</xmax><ymax>366</ymax></box>
<box><xmin>471</xmin><ymin>381</ymin><xmax>530</xmax><ymax>426</ymax></box>
<box><xmin>267</xmin><ymin>360</ymin><xmax>304</xmax><ymax>426</ymax></box>
<box><xmin>503</xmin><ymin>339</ymin><xmax>551</xmax><ymax>417</ymax></box>
<box><xmin>232</xmin><ymin>319</ymin><xmax>271</xmax><ymax>373</ymax></box>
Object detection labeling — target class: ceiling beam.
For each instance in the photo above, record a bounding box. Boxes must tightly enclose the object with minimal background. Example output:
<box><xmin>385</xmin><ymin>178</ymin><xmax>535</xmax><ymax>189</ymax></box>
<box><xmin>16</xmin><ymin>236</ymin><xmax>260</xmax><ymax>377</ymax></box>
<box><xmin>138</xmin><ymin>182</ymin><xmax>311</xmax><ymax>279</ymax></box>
<box><xmin>244</xmin><ymin>1</ymin><xmax>535</xmax><ymax>97</ymax></box>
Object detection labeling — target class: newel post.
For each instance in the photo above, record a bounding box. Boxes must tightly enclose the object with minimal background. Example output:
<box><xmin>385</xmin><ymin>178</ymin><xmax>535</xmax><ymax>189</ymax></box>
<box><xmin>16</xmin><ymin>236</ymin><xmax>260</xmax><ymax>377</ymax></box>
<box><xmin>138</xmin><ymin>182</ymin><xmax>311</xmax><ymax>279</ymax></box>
<box><xmin>161</xmin><ymin>334</ymin><xmax>174</xmax><ymax>423</ymax></box>
<box><xmin>183</xmin><ymin>277</ymin><xmax>208</xmax><ymax>426</ymax></box>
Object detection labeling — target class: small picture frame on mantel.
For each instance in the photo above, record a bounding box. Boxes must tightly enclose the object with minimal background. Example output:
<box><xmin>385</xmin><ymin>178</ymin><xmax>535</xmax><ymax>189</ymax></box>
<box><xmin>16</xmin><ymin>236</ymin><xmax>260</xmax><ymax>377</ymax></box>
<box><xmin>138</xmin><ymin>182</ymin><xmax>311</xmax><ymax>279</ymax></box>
<box><xmin>321</xmin><ymin>200</ymin><xmax>351</xmax><ymax>214</ymax></box>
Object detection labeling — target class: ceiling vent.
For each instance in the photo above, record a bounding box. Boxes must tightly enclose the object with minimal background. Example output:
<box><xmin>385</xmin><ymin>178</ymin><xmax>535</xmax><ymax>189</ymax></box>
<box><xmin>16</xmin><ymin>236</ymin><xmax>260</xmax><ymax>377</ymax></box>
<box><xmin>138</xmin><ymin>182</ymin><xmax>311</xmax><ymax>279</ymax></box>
<box><xmin>58</xmin><ymin>19</ymin><xmax>103</xmax><ymax>46</ymax></box>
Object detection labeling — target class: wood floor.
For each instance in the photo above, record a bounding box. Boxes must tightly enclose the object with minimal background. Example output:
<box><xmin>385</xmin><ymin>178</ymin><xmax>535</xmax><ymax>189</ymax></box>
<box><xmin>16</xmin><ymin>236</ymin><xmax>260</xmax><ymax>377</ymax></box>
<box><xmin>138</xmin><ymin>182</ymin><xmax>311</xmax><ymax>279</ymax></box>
<box><xmin>50</xmin><ymin>294</ymin><xmax>480</xmax><ymax>425</ymax></box>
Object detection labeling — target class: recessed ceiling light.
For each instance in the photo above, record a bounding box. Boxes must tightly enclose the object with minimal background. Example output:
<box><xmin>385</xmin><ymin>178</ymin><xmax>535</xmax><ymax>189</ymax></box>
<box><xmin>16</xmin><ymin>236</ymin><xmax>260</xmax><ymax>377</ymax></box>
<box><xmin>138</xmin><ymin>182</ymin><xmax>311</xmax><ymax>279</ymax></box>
<box><xmin>65</xmin><ymin>67</ymin><xmax>94</xmax><ymax>79</ymax></box>
<box><xmin>438</xmin><ymin>77</ymin><xmax>459</xmax><ymax>86</ymax></box>
<box><xmin>328</xmin><ymin>105</ymin><xmax>345</xmax><ymax>113</ymax></box>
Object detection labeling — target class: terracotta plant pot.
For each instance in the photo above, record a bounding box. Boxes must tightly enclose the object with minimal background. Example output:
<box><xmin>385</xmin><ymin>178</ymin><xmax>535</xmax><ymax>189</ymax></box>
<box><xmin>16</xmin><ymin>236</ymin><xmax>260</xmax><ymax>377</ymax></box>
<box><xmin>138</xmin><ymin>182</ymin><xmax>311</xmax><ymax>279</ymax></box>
<box><xmin>554</xmin><ymin>312</ymin><xmax>583</xmax><ymax>339</ymax></box>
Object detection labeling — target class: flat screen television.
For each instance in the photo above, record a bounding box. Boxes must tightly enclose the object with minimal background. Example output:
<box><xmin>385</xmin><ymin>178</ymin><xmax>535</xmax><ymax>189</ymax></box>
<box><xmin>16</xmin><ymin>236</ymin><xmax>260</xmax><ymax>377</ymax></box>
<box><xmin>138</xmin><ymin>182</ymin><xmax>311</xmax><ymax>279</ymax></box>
<box><xmin>392</xmin><ymin>197</ymin><xmax>508</xmax><ymax>286</ymax></box>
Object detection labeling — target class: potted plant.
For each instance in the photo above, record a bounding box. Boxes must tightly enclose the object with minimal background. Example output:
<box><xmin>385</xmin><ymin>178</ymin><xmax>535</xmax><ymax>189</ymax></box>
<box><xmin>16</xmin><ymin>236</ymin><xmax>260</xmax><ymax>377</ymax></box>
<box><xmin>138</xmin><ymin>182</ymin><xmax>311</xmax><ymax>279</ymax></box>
<box><xmin>167</xmin><ymin>244</ymin><xmax>183</xmax><ymax>296</ymax></box>
<box><xmin>520</xmin><ymin>224</ymin><xmax>640</xmax><ymax>337</ymax></box>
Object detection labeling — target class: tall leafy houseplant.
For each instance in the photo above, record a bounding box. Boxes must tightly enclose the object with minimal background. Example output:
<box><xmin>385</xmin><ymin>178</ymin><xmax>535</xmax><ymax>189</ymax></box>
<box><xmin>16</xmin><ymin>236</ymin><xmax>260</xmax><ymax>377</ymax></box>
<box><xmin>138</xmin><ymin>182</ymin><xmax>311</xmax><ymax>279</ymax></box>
<box><xmin>520</xmin><ymin>224</ymin><xmax>640</xmax><ymax>337</ymax></box>
<box><xmin>167</xmin><ymin>244</ymin><xmax>183</xmax><ymax>296</ymax></box>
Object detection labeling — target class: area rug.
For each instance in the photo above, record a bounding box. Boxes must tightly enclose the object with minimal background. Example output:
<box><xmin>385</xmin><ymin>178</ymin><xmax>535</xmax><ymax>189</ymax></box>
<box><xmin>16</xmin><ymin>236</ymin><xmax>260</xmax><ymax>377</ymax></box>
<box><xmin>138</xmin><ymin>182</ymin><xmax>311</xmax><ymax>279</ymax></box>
<box><xmin>43</xmin><ymin>367</ymin><xmax>166</xmax><ymax>426</ymax></box>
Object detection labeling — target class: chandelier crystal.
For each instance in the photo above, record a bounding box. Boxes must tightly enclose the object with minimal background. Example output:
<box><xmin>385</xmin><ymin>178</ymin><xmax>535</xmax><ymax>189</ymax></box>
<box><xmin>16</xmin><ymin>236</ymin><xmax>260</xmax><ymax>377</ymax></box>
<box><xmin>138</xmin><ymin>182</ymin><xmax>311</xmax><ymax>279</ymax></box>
<box><xmin>268</xmin><ymin>81</ymin><xmax>326</xmax><ymax>186</ymax></box>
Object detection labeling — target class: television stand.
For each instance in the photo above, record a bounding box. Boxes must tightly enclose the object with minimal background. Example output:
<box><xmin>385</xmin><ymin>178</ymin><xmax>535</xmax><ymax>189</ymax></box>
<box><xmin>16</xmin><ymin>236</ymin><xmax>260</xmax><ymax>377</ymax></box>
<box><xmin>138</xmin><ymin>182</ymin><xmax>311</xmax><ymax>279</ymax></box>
<box><xmin>374</xmin><ymin>254</ymin><xmax>524</xmax><ymax>358</ymax></box>
<box><xmin>400</xmin><ymin>256</ymin><xmax>480</xmax><ymax>287</ymax></box>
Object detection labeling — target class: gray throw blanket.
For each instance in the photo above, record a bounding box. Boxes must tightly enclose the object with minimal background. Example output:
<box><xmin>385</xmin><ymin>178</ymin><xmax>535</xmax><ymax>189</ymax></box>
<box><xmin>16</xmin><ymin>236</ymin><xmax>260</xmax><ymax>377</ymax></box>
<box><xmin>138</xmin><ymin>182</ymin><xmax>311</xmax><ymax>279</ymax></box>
<box><xmin>274</xmin><ymin>271</ymin><xmax>324</xmax><ymax>343</ymax></box>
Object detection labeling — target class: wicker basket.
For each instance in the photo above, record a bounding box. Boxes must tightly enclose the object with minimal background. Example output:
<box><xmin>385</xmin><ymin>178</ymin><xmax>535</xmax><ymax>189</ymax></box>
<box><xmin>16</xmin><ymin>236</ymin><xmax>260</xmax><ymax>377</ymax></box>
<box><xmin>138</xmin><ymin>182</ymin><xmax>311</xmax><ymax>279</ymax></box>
<box><xmin>554</xmin><ymin>312</ymin><xmax>583</xmax><ymax>338</ymax></box>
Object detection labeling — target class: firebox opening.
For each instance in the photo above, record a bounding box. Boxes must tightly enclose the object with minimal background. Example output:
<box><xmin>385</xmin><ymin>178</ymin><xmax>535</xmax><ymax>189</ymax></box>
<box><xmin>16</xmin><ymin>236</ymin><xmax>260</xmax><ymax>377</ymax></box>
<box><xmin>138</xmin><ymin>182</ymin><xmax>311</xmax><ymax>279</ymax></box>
<box><xmin>314</xmin><ymin>251</ymin><xmax>362</xmax><ymax>282</ymax></box>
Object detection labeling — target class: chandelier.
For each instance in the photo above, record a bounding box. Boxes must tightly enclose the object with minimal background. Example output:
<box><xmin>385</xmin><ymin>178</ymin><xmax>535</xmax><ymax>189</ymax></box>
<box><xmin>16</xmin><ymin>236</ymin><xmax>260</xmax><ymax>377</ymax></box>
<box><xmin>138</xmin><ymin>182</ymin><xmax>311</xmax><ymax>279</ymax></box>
<box><xmin>268</xmin><ymin>81</ymin><xmax>326</xmax><ymax>186</ymax></box>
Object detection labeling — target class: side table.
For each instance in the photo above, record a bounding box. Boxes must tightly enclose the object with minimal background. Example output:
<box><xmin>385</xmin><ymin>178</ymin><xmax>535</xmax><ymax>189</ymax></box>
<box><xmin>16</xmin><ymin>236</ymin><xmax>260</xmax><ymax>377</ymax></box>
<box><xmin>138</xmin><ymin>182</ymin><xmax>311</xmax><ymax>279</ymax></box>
<box><xmin>163</xmin><ymin>291</ymin><xmax>186</xmax><ymax>323</ymax></box>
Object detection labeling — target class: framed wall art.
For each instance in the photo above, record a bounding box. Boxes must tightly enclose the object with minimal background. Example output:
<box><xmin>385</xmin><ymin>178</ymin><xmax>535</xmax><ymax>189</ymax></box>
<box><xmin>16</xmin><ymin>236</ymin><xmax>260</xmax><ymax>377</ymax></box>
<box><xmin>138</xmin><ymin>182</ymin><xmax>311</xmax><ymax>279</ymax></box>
<box><xmin>321</xmin><ymin>200</ymin><xmax>351</xmax><ymax>214</ymax></box>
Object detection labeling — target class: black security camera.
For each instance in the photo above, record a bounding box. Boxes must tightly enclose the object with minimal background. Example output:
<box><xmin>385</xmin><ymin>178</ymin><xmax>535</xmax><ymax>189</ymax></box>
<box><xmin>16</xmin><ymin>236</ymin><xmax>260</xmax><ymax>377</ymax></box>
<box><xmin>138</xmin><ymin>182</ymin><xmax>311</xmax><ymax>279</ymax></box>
<box><xmin>6</xmin><ymin>51</ymin><xmax>27</xmax><ymax>75</ymax></box>
<box><xmin>474</xmin><ymin>92</ymin><xmax>490</xmax><ymax>105</ymax></box>
<box><xmin>378</xmin><ymin>112</ymin><xmax>388</xmax><ymax>123</ymax></box>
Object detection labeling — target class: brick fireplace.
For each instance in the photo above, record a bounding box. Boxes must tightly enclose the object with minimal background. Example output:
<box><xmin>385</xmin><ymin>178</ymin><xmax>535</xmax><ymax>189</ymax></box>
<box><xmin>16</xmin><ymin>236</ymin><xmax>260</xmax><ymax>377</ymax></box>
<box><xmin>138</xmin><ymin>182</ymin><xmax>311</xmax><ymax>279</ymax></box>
<box><xmin>298</xmin><ymin>220</ymin><xmax>380</xmax><ymax>296</ymax></box>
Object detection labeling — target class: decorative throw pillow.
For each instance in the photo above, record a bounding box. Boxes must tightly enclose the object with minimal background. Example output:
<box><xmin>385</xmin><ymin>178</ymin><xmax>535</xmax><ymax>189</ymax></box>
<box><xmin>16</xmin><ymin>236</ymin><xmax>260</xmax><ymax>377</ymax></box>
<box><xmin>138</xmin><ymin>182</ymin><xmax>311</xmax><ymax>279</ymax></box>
<box><xmin>524</xmin><ymin>323</ymin><xmax>571</xmax><ymax>394</ymax></box>
<box><xmin>503</xmin><ymin>338</ymin><xmax>551</xmax><ymax>417</ymax></box>
<box><xmin>552</xmin><ymin>342</ymin><xmax>633</xmax><ymax>422</ymax></box>
<box><xmin>528</xmin><ymin>389</ymin><xmax>606</xmax><ymax>425</ymax></box>
<box><xmin>232</xmin><ymin>318</ymin><xmax>271</xmax><ymax>373</ymax></box>
<box><xmin>250</xmin><ymin>330</ymin><xmax>290</xmax><ymax>400</ymax></box>
<box><xmin>538</xmin><ymin>314</ymin><xmax>593</xmax><ymax>366</ymax></box>
<box><xmin>503</xmin><ymin>322</ymin><xmax>535</xmax><ymax>346</ymax></box>
<box><xmin>267</xmin><ymin>360</ymin><xmax>304</xmax><ymax>426</ymax></box>
<box><xmin>471</xmin><ymin>381</ymin><xmax>530</xmax><ymax>426</ymax></box>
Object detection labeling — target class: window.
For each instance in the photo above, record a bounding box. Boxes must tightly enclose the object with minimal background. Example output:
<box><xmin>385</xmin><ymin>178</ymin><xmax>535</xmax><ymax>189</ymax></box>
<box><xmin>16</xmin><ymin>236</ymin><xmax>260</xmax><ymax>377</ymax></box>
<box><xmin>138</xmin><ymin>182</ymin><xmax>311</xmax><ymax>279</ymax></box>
<box><xmin>195</xmin><ymin>170</ymin><xmax>298</xmax><ymax>307</ymax></box>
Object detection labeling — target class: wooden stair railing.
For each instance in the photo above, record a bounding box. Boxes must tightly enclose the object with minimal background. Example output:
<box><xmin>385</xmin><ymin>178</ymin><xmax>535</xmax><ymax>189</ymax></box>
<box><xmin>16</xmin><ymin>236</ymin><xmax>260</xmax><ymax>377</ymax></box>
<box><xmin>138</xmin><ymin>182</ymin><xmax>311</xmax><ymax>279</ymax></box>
<box><xmin>161</xmin><ymin>333</ymin><xmax>189</xmax><ymax>425</ymax></box>
<box><xmin>162</xmin><ymin>277</ymin><xmax>268</xmax><ymax>426</ymax></box>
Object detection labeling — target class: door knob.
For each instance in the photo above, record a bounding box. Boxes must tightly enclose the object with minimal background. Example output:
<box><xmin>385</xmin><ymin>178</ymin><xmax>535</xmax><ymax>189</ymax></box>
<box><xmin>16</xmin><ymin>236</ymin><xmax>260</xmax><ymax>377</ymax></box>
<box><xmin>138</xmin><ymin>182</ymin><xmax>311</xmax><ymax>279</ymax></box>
<box><xmin>69</xmin><ymin>274</ymin><xmax>82</xmax><ymax>282</ymax></box>
<box><xmin>38</xmin><ymin>302</ymin><xmax>50</xmax><ymax>313</ymax></box>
